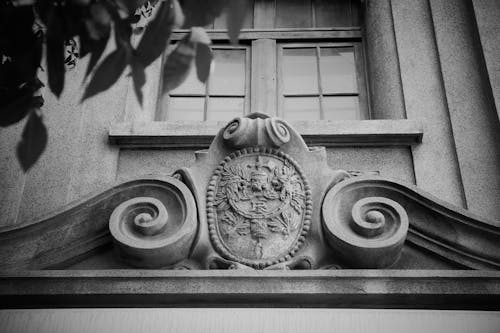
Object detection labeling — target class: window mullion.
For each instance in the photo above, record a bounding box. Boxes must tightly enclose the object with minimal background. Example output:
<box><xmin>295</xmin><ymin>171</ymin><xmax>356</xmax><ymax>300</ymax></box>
<box><xmin>204</xmin><ymin>68</ymin><xmax>210</xmax><ymax>121</ymax></box>
<box><xmin>251</xmin><ymin>39</ymin><xmax>278</xmax><ymax>116</ymax></box>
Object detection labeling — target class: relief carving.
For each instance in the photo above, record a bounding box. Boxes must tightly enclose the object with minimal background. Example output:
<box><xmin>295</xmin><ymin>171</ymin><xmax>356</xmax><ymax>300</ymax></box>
<box><xmin>207</xmin><ymin>147</ymin><xmax>312</xmax><ymax>269</ymax></box>
<box><xmin>2</xmin><ymin>115</ymin><xmax>500</xmax><ymax>271</ymax></box>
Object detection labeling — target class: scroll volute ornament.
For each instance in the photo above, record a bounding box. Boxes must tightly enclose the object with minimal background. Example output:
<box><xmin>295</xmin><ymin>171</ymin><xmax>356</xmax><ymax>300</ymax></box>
<box><xmin>109</xmin><ymin>177</ymin><xmax>197</xmax><ymax>268</ymax></box>
<box><xmin>322</xmin><ymin>191</ymin><xmax>409</xmax><ymax>268</ymax></box>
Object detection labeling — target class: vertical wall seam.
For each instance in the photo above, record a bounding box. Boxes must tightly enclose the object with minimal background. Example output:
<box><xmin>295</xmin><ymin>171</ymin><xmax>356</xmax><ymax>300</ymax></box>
<box><xmin>426</xmin><ymin>0</ymin><xmax>468</xmax><ymax>209</ymax></box>
<box><xmin>388</xmin><ymin>0</ymin><xmax>408</xmax><ymax>120</ymax></box>
<box><xmin>469</xmin><ymin>0</ymin><xmax>500</xmax><ymax>126</ymax></box>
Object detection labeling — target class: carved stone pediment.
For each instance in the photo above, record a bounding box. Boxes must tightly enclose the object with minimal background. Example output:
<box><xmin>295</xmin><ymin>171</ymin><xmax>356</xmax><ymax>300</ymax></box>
<box><xmin>1</xmin><ymin>114</ymin><xmax>500</xmax><ymax>271</ymax></box>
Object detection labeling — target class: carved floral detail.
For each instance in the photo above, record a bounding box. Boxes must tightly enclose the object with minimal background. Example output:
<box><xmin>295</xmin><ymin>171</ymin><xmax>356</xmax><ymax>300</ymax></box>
<box><xmin>207</xmin><ymin>147</ymin><xmax>312</xmax><ymax>268</ymax></box>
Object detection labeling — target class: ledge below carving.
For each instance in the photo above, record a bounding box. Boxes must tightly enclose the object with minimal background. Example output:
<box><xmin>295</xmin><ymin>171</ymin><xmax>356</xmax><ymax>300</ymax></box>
<box><xmin>1</xmin><ymin>270</ymin><xmax>499</xmax><ymax>309</ymax></box>
<box><xmin>108</xmin><ymin>120</ymin><xmax>423</xmax><ymax>148</ymax></box>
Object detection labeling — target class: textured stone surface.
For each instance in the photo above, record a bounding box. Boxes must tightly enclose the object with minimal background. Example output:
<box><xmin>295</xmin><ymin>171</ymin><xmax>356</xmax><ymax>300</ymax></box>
<box><xmin>430</xmin><ymin>0</ymin><xmax>500</xmax><ymax>221</ymax></box>
<box><xmin>1</xmin><ymin>270</ymin><xmax>500</xmax><ymax>309</ymax></box>
<box><xmin>2</xmin><ymin>308</ymin><xmax>500</xmax><ymax>333</ymax></box>
<box><xmin>117</xmin><ymin>149</ymin><xmax>196</xmax><ymax>179</ymax></box>
<box><xmin>0</xmin><ymin>121</ymin><xmax>26</xmax><ymax>227</ymax></box>
<box><xmin>326</xmin><ymin>147</ymin><xmax>415</xmax><ymax>184</ymax></box>
<box><xmin>392</xmin><ymin>0</ymin><xmax>466</xmax><ymax>208</ymax></box>
<box><xmin>109</xmin><ymin>119</ymin><xmax>423</xmax><ymax>148</ymax></box>
<box><xmin>473</xmin><ymin>0</ymin><xmax>500</xmax><ymax>123</ymax></box>
<box><xmin>365</xmin><ymin>0</ymin><xmax>406</xmax><ymax>119</ymax></box>
<box><xmin>15</xmin><ymin>61</ymin><xmax>88</xmax><ymax>224</ymax></box>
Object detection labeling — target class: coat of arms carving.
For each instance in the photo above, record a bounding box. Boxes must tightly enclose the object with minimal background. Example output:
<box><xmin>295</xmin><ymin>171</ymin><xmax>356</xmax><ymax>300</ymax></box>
<box><xmin>207</xmin><ymin>147</ymin><xmax>312</xmax><ymax>268</ymax></box>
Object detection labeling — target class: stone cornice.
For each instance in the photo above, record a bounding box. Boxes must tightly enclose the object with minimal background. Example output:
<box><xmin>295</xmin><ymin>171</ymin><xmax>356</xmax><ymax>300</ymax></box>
<box><xmin>108</xmin><ymin>120</ymin><xmax>423</xmax><ymax>148</ymax></box>
<box><xmin>0</xmin><ymin>270</ymin><xmax>499</xmax><ymax>309</ymax></box>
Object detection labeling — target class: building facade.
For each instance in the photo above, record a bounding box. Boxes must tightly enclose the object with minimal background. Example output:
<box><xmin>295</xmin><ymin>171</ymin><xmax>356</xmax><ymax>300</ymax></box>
<box><xmin>1</xmin><ymin>0</ymin><xmax>500</xmax><ymax>331</ymax></box>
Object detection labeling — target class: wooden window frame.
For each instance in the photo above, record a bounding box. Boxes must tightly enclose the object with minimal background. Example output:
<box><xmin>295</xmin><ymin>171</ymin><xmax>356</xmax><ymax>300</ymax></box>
<box><xmin>156</xmin><ymin>45</ymin><xmax>251</xmax><ymax>121</ymax></box>
<box><xmin>160</xmin><ymin>0</ymin><xmax>369</xmax><ymax>121</ymax></box>
<box><xmin>277</xmin><ymin>42</ymin><xmax>369</xmax><ymax>120</ymax></box>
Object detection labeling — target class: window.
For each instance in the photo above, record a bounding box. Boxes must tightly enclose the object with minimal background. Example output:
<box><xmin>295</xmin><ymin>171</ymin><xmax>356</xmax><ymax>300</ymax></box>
<box><xmin>157</xmin><ymin>0</ymin><xmax>367</xmax><ymax>122</ymax></box>
<box><xmin>160</xmin><ymin>46</ymin><xmax>250</xmax><ymax>121</ymax></box>
<box><xmin>278</xmin><ymin>43</ymin><xmax>367</xmax><ymax>120</ymax></box>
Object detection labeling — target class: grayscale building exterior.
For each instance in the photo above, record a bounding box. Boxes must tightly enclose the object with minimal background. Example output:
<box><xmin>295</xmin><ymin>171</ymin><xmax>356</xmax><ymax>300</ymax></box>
<box><xmin>1</xmin><ymin>0</ymin><xmax>500</xmax><ymax>331</ymax></box>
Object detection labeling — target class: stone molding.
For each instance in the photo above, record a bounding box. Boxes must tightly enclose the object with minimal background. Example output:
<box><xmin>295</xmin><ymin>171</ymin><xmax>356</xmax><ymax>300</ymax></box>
<box><xmin>1</xmin><ymin>270</ymin><xmax>499</xmax><ymax>309</ymax></box>
<box><xmin>108</xmin><ymin>119</ymin><xmax>423</xmax><ymax>148</ymax></box>
<box><xmin>1</xmin><ymin>115</ymin><xmax>499</xmax><ymax>271</ymax></box>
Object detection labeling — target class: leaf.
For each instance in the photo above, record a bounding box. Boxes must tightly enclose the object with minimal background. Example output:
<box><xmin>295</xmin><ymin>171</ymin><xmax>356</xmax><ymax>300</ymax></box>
<box><xmin>136</xmin><ymin>0</ymin><xmax>177</xmax><ymax>67</ymax></box>
<box><xmin>85</xmin><ymin>3</ymin><xmax>112</xmax><ymax>40</ymax></box>
<box><xmin>82</xmin><ymin>47</ymin><xmax>129</xmax><ymax>101</ymax></box>
<box><xmin>195</xmin><ymin>42</ymin><xmax>212</xmax><ymax>83</ymax></box>
<box><xmin>0</xmin><ymin>94</ymin><xmax>43</xmax><ymax>127</ymax></box>
<box><xmin>116</xmin><ymin>0</ymin><xmax>148</xmax><ymax>16</ymax></box>
<box><xmin>46</xmin><ymin>7</ymin><xmax>65</xmax><ymax>97</ymax></box>
<box><xmin>161</xmin><ymin>37</ymin><xmax>195</xmax><ymax>93</ymax></box>
<box><xmin>16</xmin><ymin>111</ymin><xmax>48</xmax><ymax>172</ymax></box>
<box><xmin>181</xmin><ymin>0</ymin><xmax>227</xmax><ymax>28</ymax></box>
<box><xmin>227</xmin><ymin>0</ymin><xmax>250</xmax><ymax>44</ymax></box>
<box><xmin>131</xmin><ymin>61</ymin><xmax>146</xmax><ymax>105</ymax></box>
<box><xmin>190</xmin><ymin>26</ymin><xmax>211</xmax><ymax>45</ymax></box>
<box><xmin>82</xmin><ymin>30</ymin><xmax>109</xmax><ymax>79</ymax></box>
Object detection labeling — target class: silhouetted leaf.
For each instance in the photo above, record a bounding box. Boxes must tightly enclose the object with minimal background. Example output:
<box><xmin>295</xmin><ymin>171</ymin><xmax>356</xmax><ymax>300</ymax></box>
<box><xmin>0</xmin><ymin>94</ymin><xmax>44</xmax><ymax>127</ymax></box>
<box><xmin>16</xmin><ymin>111</ymin><xmax>47</xmax><ymax>172</ymax></box>
<box><xmin>182</xmin><ymin>0</ymin><xmax>227</xmax><ymax>28</ymax></box>
<box><xmin>190</xmin><ymin>26</ymin><xmax>211</xmax><ymax>44</ymax></box>
<box><xmin>116</xmin><ymin>0</ymin><xmax>148</xmax><ymax>16</ymax></box>
<box><xmin>82</xmin><ymin>31</ymin><xmax>109</xmax><ymax>79</ymax></box>
<box><xmin>85</xmin><ymin>3</ymin><xmax>112</xmax><ymax>40</ymax></box>
<box><xmin>46</xmin><ymin>7</ymin><xmax>65</xmax><ymax>97</ymax></box>
<box><xmin>82</xmin><ymin>47</ymin><xmax>129</xmax><ymax>101</ymax></box>
<box><xmin>131</xmin><ymin>61</ymin><xmax>146</xmax><ymax>105</ymax></box>
<box><xmin>136</xmin><ymin>0</ymin><xmax>177</xmax><ymax>67</ymax></box>
<box><xmin>227</xmin><ymin>0</ymin><xmax>250</xmax><ymax>44</ymax></box>
<box><xmin>161</xmin><ymin>37</ymin><xmax>195</xmax><ymax>93</ymax></box>
<box><xmin>195</xmin><ymin>43</ymin><xmax>212</xmax><ymax>83</ymax></box>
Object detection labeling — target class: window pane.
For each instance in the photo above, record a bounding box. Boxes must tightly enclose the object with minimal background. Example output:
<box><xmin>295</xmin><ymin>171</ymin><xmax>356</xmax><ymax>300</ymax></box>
<box><xmin>168</xmin><ymin>97</ymin><xmax>205</xmax><ymax>121</ymax></box>
<box><xmin>283</xmin><ymin>97</ymin><xmax>320</xmax><ymax>120</ymax></box>
<box><xmin>207</xmin><ymin>98</ymin><xmax>244</xmax><ymax>121</ymax></box>
<box><xmin>169</xmin><ymin>63</ymin><xmax>206</xmax><ymax>95</ymax></box>
<box><xmin>209</xmin><ymin>49</ymin><xmax>246</xmax><ymax>96</ymax></box>
<box><xmin>283</xmin><ymin>48</ymin><xmax>318</xmax><ymax>94</ymax></box>
<box><xmin>276</xmin><ymin>0</ymin><xmax>312</xmax><ymax>28</ymax></box>
<box><xmin>320</xmin><ymin>47</ymin><xmax>357</xmax><ymax>93</ymax></box>
<box><xmin>214</xmin><ymin>3</ymin><xmax>253</xmax><ymax>29</ymax></box>
<box><xmin>315</xmin><ymin>0</ymin><xmax>352</xmax><ymax>27</ymax></box>
<box><xmin>323</xmin><ymin>96</ymin><xmax>360</xmax><ymax>120</ymax></box>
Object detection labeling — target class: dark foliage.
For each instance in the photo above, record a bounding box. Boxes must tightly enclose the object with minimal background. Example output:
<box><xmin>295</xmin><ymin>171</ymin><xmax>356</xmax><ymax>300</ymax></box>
<box><xmin>0</xmin><ymin>0</ymin><xmax>247</xmax><ymax>171</ymax></box>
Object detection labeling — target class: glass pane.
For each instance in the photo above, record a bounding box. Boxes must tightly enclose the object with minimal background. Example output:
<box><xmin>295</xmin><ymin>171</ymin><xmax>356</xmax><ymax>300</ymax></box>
<box><xmin>283</xmin><ymin>48</ymin><xmax>318</xmax><ymax>94</ymax></box>
<box><xmin>283</xmin><ymin>97</ymin><xmax>320</xmax><ymax>120</ymax></box>
<box><xmin>323</xmin><ymin>96</ymin><xmax>360</xmax><ymax>120</ymax></box>
<box><xmin>320</xmin><ymin>47</ymin><xmax>357</xmax><ymax>93</ymax></box>
<box><xmin>209</xmin><ymin>49</ymin><xmax>246</xmax><ymax>95</ymax></box>
<box><xmin>315</xmin><ymin>0</ymin><xmax>352</xmax><ymax>27</ymax></box>
<box><xmin>276</xmin><ymin>0</ymin><xmax>312</xmax><ymax>28</ymax></box>
<box><xmin>169</xmin><ymin>63</ymin><xmax>206</xmax><ymax>95</ymax></box>
<box><xmin>168</xmin><ymin>97</ymin><xmax>205</xmax><ymax>121</ymax></box>
<box><xmin>351</xmin><ymin>0</ymin><xmax>361</xmax><ymax>25</ymax></box>
<box><xmin>207</xmin><ymin>98</ymin><xmax>244</xmax><ymax>121</ymax></box>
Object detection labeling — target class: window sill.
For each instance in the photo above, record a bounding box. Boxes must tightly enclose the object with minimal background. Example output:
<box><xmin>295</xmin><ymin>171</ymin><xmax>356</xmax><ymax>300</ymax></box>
<box><xmin>108</xmin><ymin>120</ymin><xmax>423</xmax><ymax>149</ymax></box>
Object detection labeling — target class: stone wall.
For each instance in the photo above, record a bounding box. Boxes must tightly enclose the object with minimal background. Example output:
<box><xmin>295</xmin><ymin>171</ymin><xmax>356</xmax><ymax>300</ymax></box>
<box><xmin>1</xmin><ymin>0</ymin><xmax>499</xmax><ymax>228</ymax></box>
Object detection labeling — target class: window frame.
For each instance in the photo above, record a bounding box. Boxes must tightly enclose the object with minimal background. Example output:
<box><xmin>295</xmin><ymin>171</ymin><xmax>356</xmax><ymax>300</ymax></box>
<box><xmin>276</xmin><ymin>42</ymin><xmax>369</xmax><ymax>120</ymax></box>
<box><xmin>159</xmin><ymin>0</ymin><xmax>369</xmax><ymax>121</ymax></box>
<box><xmin>156</xmin><ymin>45</ymin><xmax>251</xmax><ymax>121</ymax></box>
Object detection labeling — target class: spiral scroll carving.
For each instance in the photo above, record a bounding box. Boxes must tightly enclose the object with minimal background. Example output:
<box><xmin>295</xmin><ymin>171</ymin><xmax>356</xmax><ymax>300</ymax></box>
<box><xmin>109</xmin><ymin>178</ymin><xmax>197</xmax><ymax>268</ymax></box>
<box><xmin>322</xmin><ymin>193</ymin><xmax>409</xmax><ymax>268</ymax></box>
<box><xmin>223</xmin><ymin>116</ymin><xmax>291</xmax><ymax>149</ymax></box>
